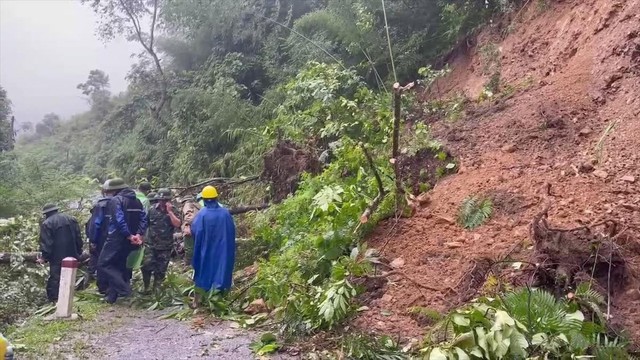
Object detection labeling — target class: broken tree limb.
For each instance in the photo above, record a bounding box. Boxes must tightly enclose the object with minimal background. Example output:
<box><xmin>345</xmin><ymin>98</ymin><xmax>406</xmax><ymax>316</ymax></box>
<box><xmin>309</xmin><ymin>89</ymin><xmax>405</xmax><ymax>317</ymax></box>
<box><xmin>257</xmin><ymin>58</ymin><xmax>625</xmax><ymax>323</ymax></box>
<box><xmin>390</xmin><ymin>82</ymin><xmax>415</xmax><ymax>198</ymax></box>
<box><xmin>174</xmin><ymin>176</ymin><xmax>260</xmax><ymax>195</ymax></box>
<box><xmin>359</xmin><ymin>144</ymin><xmax>387</xmax><ymax>224</ymax></box>
<box><xmin>392</xmin><ymin>85</ymin><xmax>402</xmax><ymax>196</ymax></box>
<box><xmin>362</xmin><ymin>145</ymin><xmax>385</xmax><ymax>197</ymax></box>
<box><xmin>0</xmin><ymin>251</ymin><xmax>90</xmax><ymax>265</ymax></box>
<box><xmin>229</xmin><ymin>204</ymin><xmax>271</xmax><ymax>215</ymax></box>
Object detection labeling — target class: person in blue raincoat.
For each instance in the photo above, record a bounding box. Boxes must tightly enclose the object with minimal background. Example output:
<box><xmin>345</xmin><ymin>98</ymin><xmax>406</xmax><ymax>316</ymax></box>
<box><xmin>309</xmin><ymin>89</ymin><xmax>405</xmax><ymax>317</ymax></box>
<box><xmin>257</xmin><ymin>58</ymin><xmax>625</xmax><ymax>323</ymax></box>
<box><xmin>190</xmin><ymin>185</ymin><xmax>235</xmax><ymax>307</ymax></box>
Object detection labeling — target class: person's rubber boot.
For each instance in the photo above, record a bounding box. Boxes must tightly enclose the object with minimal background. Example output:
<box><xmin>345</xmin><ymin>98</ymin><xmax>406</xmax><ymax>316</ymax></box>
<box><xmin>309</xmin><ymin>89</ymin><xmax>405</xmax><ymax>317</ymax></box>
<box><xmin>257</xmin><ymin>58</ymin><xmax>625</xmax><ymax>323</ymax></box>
<box><xmin>104</xmin><ymin>290</ymin><xmax>118</xmax><ymax>304</ymax></box>
<box><xmin>142</xmin><ymin>272</ymin><xmax>151</xmax><ymax>295</ymax></box>
<box><xmin>152</xmin><ymin>277</ymin><xmax>162</xmax><ymax>294</ymax></box>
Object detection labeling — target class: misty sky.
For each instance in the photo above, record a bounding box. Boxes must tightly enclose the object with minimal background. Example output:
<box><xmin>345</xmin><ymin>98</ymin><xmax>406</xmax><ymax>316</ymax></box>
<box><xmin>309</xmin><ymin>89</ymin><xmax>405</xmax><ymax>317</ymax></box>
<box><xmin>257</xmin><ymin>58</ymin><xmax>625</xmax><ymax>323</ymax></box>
<box><xmin>0</xmin><ymin>0</ymin><xmax>139</xmax><ymax>125</ymax></box>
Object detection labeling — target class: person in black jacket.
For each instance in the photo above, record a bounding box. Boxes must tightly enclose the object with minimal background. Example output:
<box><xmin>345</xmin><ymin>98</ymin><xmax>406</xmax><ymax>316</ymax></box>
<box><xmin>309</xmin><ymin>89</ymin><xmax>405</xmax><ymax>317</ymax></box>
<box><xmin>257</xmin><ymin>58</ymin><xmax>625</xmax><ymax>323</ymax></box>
<box><xmin>38</xmin><ymin>203</ymin><xmax>83</xmax><ymax>302</ymax></box>
<box><xmin>85</xmin><ymin>181</ymin><xmax>119</xmax><ymax>294</ymax></box>
<box><xmin>97</xmin><ymin>178</ymin><xmax>148</xmax><ymax>304</ymax></box>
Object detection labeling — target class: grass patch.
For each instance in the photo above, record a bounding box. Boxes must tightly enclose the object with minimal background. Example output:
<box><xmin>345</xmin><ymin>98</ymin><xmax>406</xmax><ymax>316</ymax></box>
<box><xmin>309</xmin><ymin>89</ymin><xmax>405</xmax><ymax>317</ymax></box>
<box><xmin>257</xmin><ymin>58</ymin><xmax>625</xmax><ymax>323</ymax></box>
<box><xmin>6</xmin><ymin>299</ymin><xmax>106</xmax><ymax>359</ymax></box>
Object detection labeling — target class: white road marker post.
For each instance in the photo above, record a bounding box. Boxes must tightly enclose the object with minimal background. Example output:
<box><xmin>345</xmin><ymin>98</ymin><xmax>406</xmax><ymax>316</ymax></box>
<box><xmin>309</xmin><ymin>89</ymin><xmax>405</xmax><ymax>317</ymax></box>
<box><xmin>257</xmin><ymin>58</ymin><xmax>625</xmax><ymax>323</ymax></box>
<box><xmin>55</xmin><ymin>257</ymin><xmax>79</xmax><ymax>319</ymax></box>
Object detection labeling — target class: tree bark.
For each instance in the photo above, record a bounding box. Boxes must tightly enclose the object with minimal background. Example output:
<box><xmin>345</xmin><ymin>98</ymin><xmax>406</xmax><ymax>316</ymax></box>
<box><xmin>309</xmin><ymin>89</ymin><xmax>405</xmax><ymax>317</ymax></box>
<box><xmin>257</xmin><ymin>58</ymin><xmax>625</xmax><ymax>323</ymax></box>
<box><xmin>118</xmin><ymin>0</ymin><xmax>167</xmax><ymax>121</ymax></box>
<box><xmin>229</xmin><ymin>204</ymin><xmax>271</xmax><ymax>215</ymax></box>
<box><xmin>175</xmin><ymin>176</ymin><xmax>260</xmax><ymax>195</ymax></box>
<box><xmin>359</xmin><ymin>145</ymin><xmax>386</xmax><ymax>224</ymax></box>
<box><xmin>0</xmin><ymin>251</ymin><xmax>90</xmax><ymax>265</ymax></box>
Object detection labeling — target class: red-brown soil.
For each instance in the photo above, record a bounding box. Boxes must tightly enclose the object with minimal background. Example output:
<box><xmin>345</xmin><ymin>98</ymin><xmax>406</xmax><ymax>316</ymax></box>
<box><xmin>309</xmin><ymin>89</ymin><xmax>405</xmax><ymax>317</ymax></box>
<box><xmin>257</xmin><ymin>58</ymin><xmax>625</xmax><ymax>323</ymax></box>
<box><xmin>354</xmin><ymin>0</ymin><xmax>640</xmax><ymax>346</ymax></box>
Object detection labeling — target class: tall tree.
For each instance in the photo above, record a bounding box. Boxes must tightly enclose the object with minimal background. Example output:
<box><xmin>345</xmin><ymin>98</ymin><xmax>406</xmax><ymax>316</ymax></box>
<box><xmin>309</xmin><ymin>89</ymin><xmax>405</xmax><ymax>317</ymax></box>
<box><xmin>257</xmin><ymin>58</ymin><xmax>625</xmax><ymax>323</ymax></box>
<box><xmin>77</xmin><ymin>69</ymin><xmax>112</xmax><ymax>120</ymax></box>
<box><xmin>35</xmin><ymin>113</ymin><xmax>61</xmax><ymax>137</ymax></box>
<box><xmin>0</xmin><ymin>86</ymin><xmax>14</xmax><ymax>152</ymax></box>
<box><xmin>82</xmin><ymin>0</ymin><xmax>167</xmax><ymax>121</ymax></box>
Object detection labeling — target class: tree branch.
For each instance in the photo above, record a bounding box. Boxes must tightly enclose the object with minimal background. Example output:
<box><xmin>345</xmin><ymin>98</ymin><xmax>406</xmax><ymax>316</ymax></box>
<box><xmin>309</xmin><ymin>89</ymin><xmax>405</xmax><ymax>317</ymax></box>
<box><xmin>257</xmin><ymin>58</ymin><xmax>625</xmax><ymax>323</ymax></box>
<box><xmin>391</xmin><ymin>82</ymin><xmax>414</xmax><ymax>198</ymax></box>
<box><xmin>118</xmin><ymin>0</ymin><xmax>166</xmax><ymax>120</ymax></box>
<box><xmin>0</xmin><ymin>252</ymin><xmax>90</xmax><ymax>265</ymax></box>
<box><xmin>229</xmin><ymin>204</ymin><xmax>271</xmax><ymax>215</ymax></box>
<box><xmin>149</xmin><ymin>0</ymin><xmax>158</xmax><ymax>50</ymax></box>
<box><xmin>359</xmin><ymin>144</ymin><xmax>386</xmax><ymax>224</ymax></box>
<box><xmin>174</xmin><ymin>176</ymin><xmax>260</xmax><ymax>195</ymax></box>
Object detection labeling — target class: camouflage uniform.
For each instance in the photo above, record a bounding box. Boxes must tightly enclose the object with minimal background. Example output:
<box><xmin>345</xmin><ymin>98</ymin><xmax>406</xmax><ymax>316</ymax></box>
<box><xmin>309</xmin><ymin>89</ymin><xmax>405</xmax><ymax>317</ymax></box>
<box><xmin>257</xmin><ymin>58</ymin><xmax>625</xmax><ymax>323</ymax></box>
<box><xmin>180</xmin><ymin>199</ymin><xmax>200</xmax><ymax>265</ymax></box>
<box><xmin>141</xmin><ymin>203</ymin><xmax>175</xmax><ymax>291</ymax></box>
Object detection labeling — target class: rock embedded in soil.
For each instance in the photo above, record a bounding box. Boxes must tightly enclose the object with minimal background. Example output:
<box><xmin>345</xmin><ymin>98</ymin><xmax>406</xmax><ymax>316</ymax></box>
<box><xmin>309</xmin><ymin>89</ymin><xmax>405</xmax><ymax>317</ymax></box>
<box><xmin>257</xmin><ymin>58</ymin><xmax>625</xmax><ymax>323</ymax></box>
<box><xmin>626</xmin><ymin>288</ymin><xmax>640</xmax><ymax>302</ymax></box>
<box><xmin>579</xmin><ymin>127</ymin><xmax>593</xmax><ymax>136</ymax></box>
<box><xmin>621</xmin><ymin>175</ymin><xmax>636</xmax><ymax>183</ymax></box>
<box><xmin>390</xmin><ymin>258</ymin><xmax>405</xmax><ymax>269</ymax></box>
<box><xmin>501</xmin><ymin>144</ymin><xmax>517</xmax><ymax>153</ymax></box>
<box><xmin>579</xmin><ymin>162</ymin><xmax>595</xmax><ymax>173</ymax></box>
<box><xmin>444</xmin><ymin>241</ymin><xmax>464</xmax><ymax>249</ymax></box>
<box><xmin>593</xmin><ymin>170</ymin><xmax>609</xmax><ymax>179</ymax></box>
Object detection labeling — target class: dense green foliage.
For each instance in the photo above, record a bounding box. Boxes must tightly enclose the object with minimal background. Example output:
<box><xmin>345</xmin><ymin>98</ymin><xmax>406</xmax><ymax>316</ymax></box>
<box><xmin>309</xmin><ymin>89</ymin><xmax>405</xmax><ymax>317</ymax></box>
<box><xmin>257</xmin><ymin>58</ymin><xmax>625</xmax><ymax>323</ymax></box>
<box><xmin>8</xmin><ymin>0</ymin><xmax>523</xmax><ymax>192</ymax></box>
<box><xmin>423</xmin><ymin>287</ymin><xmax>634</xmax><ymax>359</ymax></box>
<box><xmin>4</xmin><ymin>0</ymin><xmax>631</xmax><ymax>357</ymax></box>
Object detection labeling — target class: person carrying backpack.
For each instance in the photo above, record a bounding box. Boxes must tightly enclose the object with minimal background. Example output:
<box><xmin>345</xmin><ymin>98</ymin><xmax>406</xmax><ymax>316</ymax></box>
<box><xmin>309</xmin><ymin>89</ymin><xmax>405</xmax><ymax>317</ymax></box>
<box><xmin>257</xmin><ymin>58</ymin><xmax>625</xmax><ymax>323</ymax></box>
<box><xmin>86</xmin><ymin>180</ymin><xmax>123</xmax><ymax>294</ymax></box>
<box><xmin>98</xmin><ymin>178</ymin><xmax>147</xmax><ymax>304</ymax></box>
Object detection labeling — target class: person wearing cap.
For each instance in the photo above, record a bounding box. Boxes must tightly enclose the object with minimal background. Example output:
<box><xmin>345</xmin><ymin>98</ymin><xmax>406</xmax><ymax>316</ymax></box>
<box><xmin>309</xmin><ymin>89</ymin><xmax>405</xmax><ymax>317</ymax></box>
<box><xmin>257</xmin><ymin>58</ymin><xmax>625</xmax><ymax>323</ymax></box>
<box><xmin>191</xmin><ymin>185</ymin><xmax>236</xmax><ymax>307</ymax></box>
<box><xmin>38</xmin><ymin>203</ymin><xmax>83</xmax><ymax>302</ymax></box>
<box><xmin>148</xmin><ymin>192</ymin><xmax>158</xmax><ymax>205</ymax></box>
<box><xmin>85</xmin><ymin>180</ymin><xmax>118</xmax><ymax>294</ymax></box>
<box><xmin>136</xmin><ymin>181</ymin><xmax>152</xmax><ymax>211</ymax></box>
<box><xmin>141</xmin><ymin>188</ymin><xmax>181</xmax><ymax>293</ymax></box>
<box><xmin>98</xmin><ymin>178</ymin><xmax>148</xmax><ymax>303</ymax></box>
<box><xmin>178</xmin><ymin>195</ymin><xmax>200</xmax><ymax>266</ymax></box>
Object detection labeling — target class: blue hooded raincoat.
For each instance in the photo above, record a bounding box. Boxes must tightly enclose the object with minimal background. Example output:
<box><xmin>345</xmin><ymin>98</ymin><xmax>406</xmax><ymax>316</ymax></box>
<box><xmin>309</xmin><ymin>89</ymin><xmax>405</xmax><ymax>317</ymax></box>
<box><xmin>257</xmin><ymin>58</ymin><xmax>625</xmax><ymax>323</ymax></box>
<box><xmin>191</xmin><ymin>200</ymin><xmax>236</xmax><ymax>292</ymax></box>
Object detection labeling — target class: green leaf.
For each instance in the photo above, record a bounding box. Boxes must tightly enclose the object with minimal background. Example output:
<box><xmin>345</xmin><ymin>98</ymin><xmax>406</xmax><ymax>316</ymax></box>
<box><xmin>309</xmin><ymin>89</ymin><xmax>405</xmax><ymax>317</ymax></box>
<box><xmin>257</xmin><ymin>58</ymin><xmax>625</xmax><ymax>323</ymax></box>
<box><xmin>257</xmin><ymin>343</ymin><xmax>279</xmax><ymax>355</ymax></box>
<box><xmin>452</xmin><ymin>314</ymin><xmax>471</xmax><ymax>327</ymax></box>
<box><xmin>260</xmin><ymin>332</ymin><xmax>277</xmax><ymax>344</ymax></box>
<box><xmin>454</xmin><ymin>347</ymin><xmax>470</xmax><ymax>360</ymax></box>
<box><xmin>429</xmin><ymin>347</ymin><xmax>448</xmax><ymax>360</ymax></box>
<box><xmin>565</xmin><ymin>310</ymin><xmax>584</xmax><ymax>322</ymax></box>
<box><xmin>531</xmin><ymin>333</ymin><xmax>547</xmax><ymax>346</ymax></box>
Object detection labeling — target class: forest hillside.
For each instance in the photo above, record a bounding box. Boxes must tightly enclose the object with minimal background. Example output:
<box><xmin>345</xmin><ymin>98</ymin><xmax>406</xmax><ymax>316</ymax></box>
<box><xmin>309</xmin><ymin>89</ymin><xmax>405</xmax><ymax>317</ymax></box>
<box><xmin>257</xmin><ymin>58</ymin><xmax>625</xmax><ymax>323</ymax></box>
<box><xmin>1</xmin><ymin>0</ymin><xmax>640</xmax><ymax>358</ymax></box>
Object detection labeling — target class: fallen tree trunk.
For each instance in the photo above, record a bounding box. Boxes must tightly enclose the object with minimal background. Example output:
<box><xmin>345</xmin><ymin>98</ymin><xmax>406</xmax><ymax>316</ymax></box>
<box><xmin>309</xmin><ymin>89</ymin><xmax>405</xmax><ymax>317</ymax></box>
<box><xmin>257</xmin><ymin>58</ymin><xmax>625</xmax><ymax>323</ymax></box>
<box><xmin>229</xmin><ymin>204</ymin><xmax>271</xmax><ymax>215</ymax></box>
<box><xmin>0</xmin><ymin>251</ymin><xmax>90</xmax><ymax>265</ymax></box>
<box><xmin>175</xmin><ymin>176</ymin><xmax>260</xmax><ymax>195</ymax></box>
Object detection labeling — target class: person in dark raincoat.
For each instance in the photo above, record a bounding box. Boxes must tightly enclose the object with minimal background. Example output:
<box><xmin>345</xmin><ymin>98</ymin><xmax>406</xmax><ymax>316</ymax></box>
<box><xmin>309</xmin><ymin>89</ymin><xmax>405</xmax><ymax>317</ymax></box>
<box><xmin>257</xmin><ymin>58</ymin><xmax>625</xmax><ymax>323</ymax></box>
<box><xmin>97</xmin><ymin>178</ymin><xmax>147</xmax><ymax>303</ymax></box>
<box><xmin>38</xmin><ymin>204</ymin><xmax>83</xmax><ymax>302</ymax></box>
<box><xmin>191</xmin><ymin>185</ymin><xmax>235</xmax><ymax>307</ymax></box>
<box><xmin>85</xmin><ymin>180</ymin><xmax>120</xmax><ymax>294</ymax></box>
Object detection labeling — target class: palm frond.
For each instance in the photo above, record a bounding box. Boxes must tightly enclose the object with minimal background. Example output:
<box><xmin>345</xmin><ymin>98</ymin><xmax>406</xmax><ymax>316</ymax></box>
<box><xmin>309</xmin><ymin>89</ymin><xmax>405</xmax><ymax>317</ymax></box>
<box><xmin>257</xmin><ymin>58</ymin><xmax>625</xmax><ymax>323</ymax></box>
<box><xmin>503</xmin><ymin>288</ymin><xmax>581</xmax><ymax>334</ymax></box>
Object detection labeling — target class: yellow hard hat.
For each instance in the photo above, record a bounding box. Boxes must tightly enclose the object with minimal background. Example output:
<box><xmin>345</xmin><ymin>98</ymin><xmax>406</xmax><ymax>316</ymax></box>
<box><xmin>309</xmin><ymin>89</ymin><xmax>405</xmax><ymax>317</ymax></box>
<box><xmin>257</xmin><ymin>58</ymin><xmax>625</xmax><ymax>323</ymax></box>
<box><xmin>201</xmin><ymin>185</ymin><xmax>218</xmax><ymax>199</ymax></box>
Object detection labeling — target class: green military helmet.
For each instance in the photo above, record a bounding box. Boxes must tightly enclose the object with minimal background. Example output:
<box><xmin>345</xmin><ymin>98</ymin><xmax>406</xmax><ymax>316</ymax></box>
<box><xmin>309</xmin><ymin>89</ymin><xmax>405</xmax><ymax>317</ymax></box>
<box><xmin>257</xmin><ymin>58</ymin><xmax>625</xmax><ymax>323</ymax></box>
<box><xmin>148</xmin><ymin>192</ymin><xmax>158</xmax><ymax>203</ymax></box>
<box><xmin>41</xmin><ymin>203</ymin><xmax>59</xmax><ymax>215</ymax></box>
<box><xmin>103</xmin><ymin>177</ymin><xmax>128</xmax><ymax>191</ymax></box>
<box><xmin>157</xmin><ymin>188</ymin><xmax>173</xmax><ymax>200</ymax></box>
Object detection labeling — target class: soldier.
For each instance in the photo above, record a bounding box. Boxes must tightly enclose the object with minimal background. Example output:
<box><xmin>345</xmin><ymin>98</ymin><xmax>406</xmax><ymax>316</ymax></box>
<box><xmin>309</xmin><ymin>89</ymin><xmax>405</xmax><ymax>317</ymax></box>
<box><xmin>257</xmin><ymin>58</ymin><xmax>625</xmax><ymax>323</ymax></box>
<box><xmin>147</xmin><ymin>192</ymin><xmax>158</xmax><ymax>205</ymax></box>
<box><xmin>178</xmin><ymin>195</ymin><xmax>200</xmax><ymax>266</ymax></box>
<box><xmin>141</xmin><ymin>188</ymin><xmax>181</xmax><ymax>293</ymax></box>
<box><xmin>98</xmin><ymin>178</ymin><xmax>147</xmax><ymax>303</ymax></box>
<box><xmin>38</xmin><ymin>204</ymin><xmax>83</xmax><ymax>302</ymax></box>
